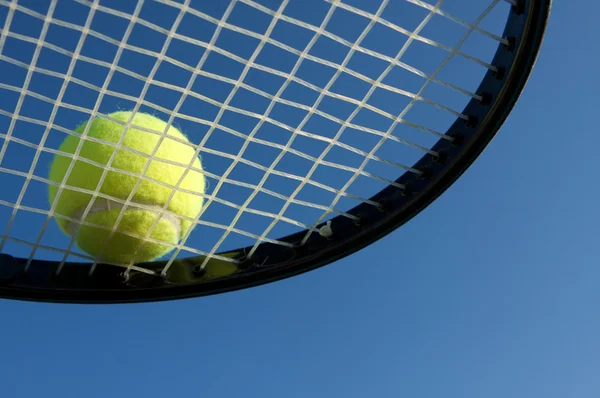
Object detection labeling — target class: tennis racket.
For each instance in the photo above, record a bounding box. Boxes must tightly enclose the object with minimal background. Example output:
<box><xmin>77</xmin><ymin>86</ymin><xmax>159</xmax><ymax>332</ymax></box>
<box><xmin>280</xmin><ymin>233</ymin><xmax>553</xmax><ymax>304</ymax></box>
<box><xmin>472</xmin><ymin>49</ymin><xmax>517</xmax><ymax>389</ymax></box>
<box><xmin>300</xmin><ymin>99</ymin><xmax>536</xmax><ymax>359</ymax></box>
<box><xmin>0</xmin><ymin>0</ymin><xmax>551</xmax><ymax>303</ymax></box>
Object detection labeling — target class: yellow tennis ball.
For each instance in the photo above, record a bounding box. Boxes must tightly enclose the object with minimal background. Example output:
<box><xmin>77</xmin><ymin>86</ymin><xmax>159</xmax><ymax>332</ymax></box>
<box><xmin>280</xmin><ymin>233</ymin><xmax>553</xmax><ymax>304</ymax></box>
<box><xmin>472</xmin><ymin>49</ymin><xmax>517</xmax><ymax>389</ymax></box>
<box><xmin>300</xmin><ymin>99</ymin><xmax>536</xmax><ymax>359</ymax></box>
<box><xmin>48</xmin><ymin>111</ymin><xmax>205</xmax><ymax>264</ymax></box>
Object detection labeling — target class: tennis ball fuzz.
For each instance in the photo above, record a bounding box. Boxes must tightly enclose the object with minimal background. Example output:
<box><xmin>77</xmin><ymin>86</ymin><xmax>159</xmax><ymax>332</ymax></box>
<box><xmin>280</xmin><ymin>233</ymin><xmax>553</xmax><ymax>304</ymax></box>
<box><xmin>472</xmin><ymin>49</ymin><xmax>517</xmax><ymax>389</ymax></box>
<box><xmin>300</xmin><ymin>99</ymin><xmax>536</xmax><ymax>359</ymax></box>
<box><xmin>48</xmin><ymin>111</ymin><xmax>205</xmax><ymax>264</ymax></box>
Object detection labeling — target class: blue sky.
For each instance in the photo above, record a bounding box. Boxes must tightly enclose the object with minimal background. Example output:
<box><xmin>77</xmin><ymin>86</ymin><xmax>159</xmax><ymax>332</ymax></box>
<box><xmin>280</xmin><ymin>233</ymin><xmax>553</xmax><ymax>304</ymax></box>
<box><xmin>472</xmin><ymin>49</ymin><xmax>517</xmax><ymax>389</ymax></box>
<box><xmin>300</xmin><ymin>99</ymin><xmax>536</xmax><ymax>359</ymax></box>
<box><xmin>1</xmin><ymin>1</ymin><xmax>599</xmax><ymax>397</ymax></box>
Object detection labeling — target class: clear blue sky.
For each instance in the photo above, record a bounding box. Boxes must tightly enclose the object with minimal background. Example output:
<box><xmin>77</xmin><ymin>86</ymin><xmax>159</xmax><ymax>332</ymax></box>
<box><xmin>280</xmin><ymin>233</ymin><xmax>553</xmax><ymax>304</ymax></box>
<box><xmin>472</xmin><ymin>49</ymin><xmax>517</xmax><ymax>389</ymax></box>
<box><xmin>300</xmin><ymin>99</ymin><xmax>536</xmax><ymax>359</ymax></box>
<box><xmin>1</xmin><ymin>1</ymin><xmax>599</xmax><ymax>397</ymax></box>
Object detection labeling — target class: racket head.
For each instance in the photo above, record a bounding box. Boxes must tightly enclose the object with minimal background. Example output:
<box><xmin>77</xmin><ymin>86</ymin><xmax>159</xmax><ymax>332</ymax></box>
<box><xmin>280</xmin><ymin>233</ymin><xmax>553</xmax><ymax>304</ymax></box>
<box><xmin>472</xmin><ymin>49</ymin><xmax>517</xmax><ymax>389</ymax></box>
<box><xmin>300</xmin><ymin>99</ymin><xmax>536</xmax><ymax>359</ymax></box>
<box><xmin>0</xmin><ymin>0</ymin><xmax>551</xmax><ymax>303</ymax></box>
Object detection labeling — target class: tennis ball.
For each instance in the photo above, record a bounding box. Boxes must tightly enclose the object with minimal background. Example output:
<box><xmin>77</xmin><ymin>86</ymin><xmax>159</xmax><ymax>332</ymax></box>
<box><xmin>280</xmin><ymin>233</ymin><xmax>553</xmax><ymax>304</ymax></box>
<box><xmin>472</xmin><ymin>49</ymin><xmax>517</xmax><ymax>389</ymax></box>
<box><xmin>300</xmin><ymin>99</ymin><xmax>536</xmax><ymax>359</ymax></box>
<box><xmin>48</xmin><ymin>111</ymin><xmax>205</xmax><ymax>264</ymax></box>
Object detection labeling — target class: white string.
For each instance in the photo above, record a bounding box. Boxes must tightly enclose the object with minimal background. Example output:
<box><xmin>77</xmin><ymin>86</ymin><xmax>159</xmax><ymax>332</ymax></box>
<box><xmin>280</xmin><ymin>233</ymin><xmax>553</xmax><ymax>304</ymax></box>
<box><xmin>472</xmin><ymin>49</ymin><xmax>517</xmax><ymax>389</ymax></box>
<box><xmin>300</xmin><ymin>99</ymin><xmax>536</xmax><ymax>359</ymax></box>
<box><xmin>0</xmin><ymin>0</ymin><xmax>511</xmax><ymax>272</ymax></box>
<box><xmin>302</xmin><ymin>0</ymin><xmax>502</xmax><ymax>246</ymax></box>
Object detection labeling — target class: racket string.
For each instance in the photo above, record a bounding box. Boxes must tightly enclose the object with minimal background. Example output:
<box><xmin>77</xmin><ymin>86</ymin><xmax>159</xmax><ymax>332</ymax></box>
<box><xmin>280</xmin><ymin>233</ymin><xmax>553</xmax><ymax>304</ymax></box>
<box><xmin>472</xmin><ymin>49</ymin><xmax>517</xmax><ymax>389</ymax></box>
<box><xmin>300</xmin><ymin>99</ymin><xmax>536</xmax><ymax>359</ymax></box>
<box><xmin>0</xmin><ymin>0</ymin><xmax>513</xmax><ymax>273</ymax></box>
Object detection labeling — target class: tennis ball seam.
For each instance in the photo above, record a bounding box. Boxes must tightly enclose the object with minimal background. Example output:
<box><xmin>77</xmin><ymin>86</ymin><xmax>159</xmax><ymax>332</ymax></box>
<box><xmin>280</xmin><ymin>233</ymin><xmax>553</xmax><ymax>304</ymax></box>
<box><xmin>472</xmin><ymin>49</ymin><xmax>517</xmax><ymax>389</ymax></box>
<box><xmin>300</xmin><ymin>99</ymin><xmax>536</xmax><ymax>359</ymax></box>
<box><xmin>65</xmin><ymin>197</ymin><xmax>181</xmax><ymax>241</ymax></box>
